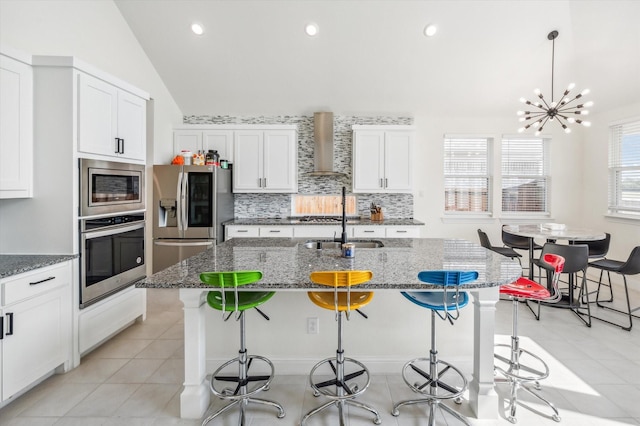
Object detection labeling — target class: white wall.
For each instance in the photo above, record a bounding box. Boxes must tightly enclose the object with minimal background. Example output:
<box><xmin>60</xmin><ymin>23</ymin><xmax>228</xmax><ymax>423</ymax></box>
<box><xmin>0</xmin><ymin>0</ymin><xmax>183</xmax><ymax>170</ymax></box>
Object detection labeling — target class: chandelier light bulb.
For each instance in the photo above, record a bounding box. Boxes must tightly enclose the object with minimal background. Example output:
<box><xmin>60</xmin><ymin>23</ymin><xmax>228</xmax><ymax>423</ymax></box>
<box><xmin>567</xmin><ymin>117</ymin><xmax>575</xmax><ymax>123</ymax></box>
<box><xmin>583</xmin><ymin>101</ymin><xmax>594</xmax><ymax>107</ymax></box>
<box><xmin>534</xmin><ymin>88</ymin><xmax>541</xmax><ymax>96</ymax></box>
<box><xmin>519</xmin><ymin>97</ymin><xmax>527</xmax><ymax>103</ymax></box>
<box><xmin>582</xmin><ymin>121</ymin><xmax>591</xmax><ymax>127</ymax></box>
<box><xmin>563</xmin><ymin>126</ymin><xmax>571</xmax><ymax>134</ymax></box>
<box><xmin>581</xmin><ymin>89</ymin><xmax>590</xmax><ymax>96</ymax></box>
<box><xmin>517</xmin><ymin>110</ymin><xmax>525</xmax><ymax>116</ymax></box>
<box><xmin>567</xmin><ymin>83</ymin><xmax>575</xmax><ymax>91</ymax></box>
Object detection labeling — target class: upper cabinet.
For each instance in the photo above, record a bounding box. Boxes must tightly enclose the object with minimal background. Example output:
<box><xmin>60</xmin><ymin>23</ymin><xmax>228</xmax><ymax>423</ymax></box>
<box><xmin>0</xmin><ymin>49</ymin><xmax>33</xmax><ymax>199</ymax></box>
<box><xmin>233</xmin><ymin>126</ymin><xmax>298</xmax><ymax>193</ymax></box>
<box><xmin>78</xmin><ymin>73</ymin><xmax>146</xmax><ymax>162</ymax></box>
<box><xmin>352</xmin><ymin>125</ymin><xmax>414</xmax><ymax>193</ymax></box>
<box><xmin>173</xmin><ymin>127</ymin><xmax>234</xmax><ymax>163</ymax></box>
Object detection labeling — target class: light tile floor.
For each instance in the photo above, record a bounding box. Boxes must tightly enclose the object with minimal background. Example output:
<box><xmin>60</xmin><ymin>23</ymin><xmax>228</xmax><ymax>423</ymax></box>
<box><xmin>1</xmin><ymin>285</ymin><xmax>639</xmax><ymax>426</ymax></box>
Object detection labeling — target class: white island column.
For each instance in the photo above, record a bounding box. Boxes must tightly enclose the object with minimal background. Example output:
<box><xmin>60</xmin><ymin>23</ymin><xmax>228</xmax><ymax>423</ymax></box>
<box><xmin>469</xmin><ymin>286</ymin><xmax>500</xmax><ymax>419</ymax></box>
<box><xmin>179</xmin><ymin>289</ymin><xmax>210</xmax><ymax>419</ymax></box>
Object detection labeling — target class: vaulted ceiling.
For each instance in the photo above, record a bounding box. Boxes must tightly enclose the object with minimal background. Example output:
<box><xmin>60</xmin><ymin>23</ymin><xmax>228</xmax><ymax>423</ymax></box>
<box><xmin>115</xmin><ymin>0</ymin><xmax>640</xmax><ymax>118</ymax></box>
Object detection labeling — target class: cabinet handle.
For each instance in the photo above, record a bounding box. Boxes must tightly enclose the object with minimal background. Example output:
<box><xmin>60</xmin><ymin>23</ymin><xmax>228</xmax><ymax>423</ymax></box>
<box><xmin>379</xmin><ymin>178</ymin><xmax>383</xmax><ymax>188</ymax></box>
<box><xmin>396</xmin><ymin>230</ymin><xmax>408</xmax><ymax>233</ymax></box>
<box><xmin>262</xmin><ymin>178</ymin><xmax>267</xmax><ymax>188</ymax></box>
<box><xmin>258</xmin><ymin>178</ymin><xmax>262</xmax><ymax>187</ymax></box>
<box><xmin>119</xmin><ymin>138</ymin><xmax>125</xmax><ymax>154</ymax></box>
<box><xmin>364</xmin><ymin>230</ymin><xmax>374</xmax><ymax>233</ymax></box>
<box><xmin>385</xmin><ymin>178</ymin><xmax>388</xmax><ymax>188</ymax></box>
<box><xmin>0</xmin><ymin>316</ymin><xmax>3</xmax><ymax>340</ymax></box>
<box><xmin>30</xmin><ymin>276</ymin><xmax>55</xmax><ymax>286</ymax></box>
<box><xmin>6</xmin><ymin>313</ymin><xmax>13</xmax><ymax>336</ymax></box>
<box><xmin>115</xmin><ymin>138</ymin><xmax>120</xmax><ymax>154</ymax></box>
<box><xmin>269</xmin><ymin>230</ymin><xmax>280</xmax><ymax>233</ymax></box>
<box><xmin>237</xmin><ymin>230</ymin><xmax>249</xmax><ymax>233</ymax></box>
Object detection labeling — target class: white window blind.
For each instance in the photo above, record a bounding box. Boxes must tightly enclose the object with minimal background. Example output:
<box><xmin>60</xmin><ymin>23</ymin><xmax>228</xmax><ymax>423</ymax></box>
<box><xmin>609</xmin><ymin>119</ymin><xmax>640</xmax><ymax>216</ymax></box>
<box><xmin>444</xmin><ymin>136</ymin><xmax>491</xmax><ymax>213</ymax></box>
<box><xmin>501</xmin><ymin>137</ymin><xmax>549</xmax><ymax>213</ymax></box>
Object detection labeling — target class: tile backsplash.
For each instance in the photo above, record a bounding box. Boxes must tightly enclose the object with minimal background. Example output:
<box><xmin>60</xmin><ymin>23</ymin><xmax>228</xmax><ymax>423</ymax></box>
<box><xmin>183</xmin><ymin>114</ymin><xmax>414</xmax><ymax>219</ymax></box>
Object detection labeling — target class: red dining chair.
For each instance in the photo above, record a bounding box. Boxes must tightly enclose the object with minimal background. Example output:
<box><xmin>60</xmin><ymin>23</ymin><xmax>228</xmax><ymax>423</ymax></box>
<box><xmin>494</xmin><ymin>253</ymin><xmax>565</xmax><ymax>424</ymax></box>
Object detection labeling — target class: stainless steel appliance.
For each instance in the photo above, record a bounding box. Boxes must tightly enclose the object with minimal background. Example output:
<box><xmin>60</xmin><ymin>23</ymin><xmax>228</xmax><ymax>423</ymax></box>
<box><xmin>152</xmin><ymin>165</ymin><xmax>233</xmax><ymax>273</ymax></box>
<box><xmin>80</xmin><ymin>213</ymin><xmax>146</xmax><ymax>308</ymax></box>
<box><xmin>80</xmin><ymin>159</ymin><xmax>145</xmax><ymax>217</ymax></box>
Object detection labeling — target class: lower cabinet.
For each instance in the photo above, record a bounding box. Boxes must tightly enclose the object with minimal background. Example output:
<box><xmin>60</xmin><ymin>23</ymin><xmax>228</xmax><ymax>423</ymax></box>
<box><xmin>0</xmin><ymin>261</ymin><xmax>72</xmax><ymax>403</ymax></box>
<box><xmin>226</xmin><ymin>225</ymin><xmax>420</xmax><ymax>239</ymax></box>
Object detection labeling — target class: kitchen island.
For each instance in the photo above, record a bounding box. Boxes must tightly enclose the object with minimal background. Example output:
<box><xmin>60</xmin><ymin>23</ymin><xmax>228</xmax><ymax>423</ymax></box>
<box><xmin>137</xmin><ymin>237</ymin><xmax>521</xmax><ymax>420</ymax></box>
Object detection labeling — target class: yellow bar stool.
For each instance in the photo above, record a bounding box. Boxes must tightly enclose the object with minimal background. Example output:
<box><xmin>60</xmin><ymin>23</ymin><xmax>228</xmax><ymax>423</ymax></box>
<box><xmin>301</xmin><ymin>270</ymin><xmax>382</xmax><ymax>426</ymax></box>
<box><xmin>392</xmin><ymin>270</ymin><xmax>478</xmax><ymax>426</ymax></box>
<box><xmin>199</xmin><ymin>271</ymin><xmax>285</xmax><ymax>426</ymax></box>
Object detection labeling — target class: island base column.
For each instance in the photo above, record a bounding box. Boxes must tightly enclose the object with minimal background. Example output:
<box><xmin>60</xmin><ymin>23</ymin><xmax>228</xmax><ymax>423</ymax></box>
<box><xmin>179</xmin><ymin>289</ymin><xmax>210</xmax><ymax>419</ymax></box>
<box><xmin>469</xmin><ymin>286</ymin><xmax>499</xmax><ymax>419</ymax></box>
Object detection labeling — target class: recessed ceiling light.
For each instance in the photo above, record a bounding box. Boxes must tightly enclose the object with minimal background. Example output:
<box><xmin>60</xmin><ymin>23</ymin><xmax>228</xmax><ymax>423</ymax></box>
<box><xmin>305</xmin><ymin>23</ymin><xmax>319</xmax><ymax>37</ymax></box>
<box><xmin>424</xmin><ymin>24</ymin><xmax>437</xmax><ymax>37</ymax></box>
<box><xmin>191</xmin><ymin>23</ymin><xmax>204</xmax><ymax>36</ymax></box>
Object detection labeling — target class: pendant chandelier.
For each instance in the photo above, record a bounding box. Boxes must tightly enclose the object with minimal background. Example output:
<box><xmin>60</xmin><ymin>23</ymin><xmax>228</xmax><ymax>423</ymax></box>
<box><xmin>517</xmin><ymin>30</ymin><xmax>592</xmax><ymax>135</ymax></box>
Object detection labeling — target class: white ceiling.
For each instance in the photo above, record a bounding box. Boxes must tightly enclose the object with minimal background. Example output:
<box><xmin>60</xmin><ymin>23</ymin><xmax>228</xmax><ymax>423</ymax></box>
<box><xmin>114</xmin><ymin>0</ymin><xmax>640</xmax><ymax>118</ymax></box>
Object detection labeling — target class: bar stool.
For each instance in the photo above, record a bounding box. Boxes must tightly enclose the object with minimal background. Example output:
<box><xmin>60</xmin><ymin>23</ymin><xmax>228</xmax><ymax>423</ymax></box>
<box><xmin>301</xmin><ymin>270</ymin><xmax>381</xmax><ymax>426</ymax></box>
<box><xmin>199</xmin><ymin>271</ymin><xmax>285</xmax><ymax>426</ymax></box>
<box><xmin>494</xmin><ymin>254</ymin><xmax>565</xmax><ymax>424</ymax></box>
<box><xmin>392</xmin><ymin>270</ymin><xmax>478</xmax><ymax>426</ymax></box>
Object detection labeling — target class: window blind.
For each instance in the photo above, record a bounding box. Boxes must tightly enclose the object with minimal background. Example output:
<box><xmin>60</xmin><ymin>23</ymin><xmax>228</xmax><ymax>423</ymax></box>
<box><xmin>609</xmin><ymin>119</ymin><xmax>640</xmax><ymax>215</ymax></box>
<box><xmin>444</xmin><ymin>137</ymin><xmax>491</xmax><ymax>213</ymax></box>
<box><xmin>501</xmin><ymin>137</ymin><xmax>548</xmax><ymax>213</ymax></box>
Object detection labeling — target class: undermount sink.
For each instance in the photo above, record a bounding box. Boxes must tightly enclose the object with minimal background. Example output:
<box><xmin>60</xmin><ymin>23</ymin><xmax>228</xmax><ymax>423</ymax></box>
<box><xmin>301</xmin><ymin>240</ymin><xmax>385</xmax><ymax>249</ymax></box>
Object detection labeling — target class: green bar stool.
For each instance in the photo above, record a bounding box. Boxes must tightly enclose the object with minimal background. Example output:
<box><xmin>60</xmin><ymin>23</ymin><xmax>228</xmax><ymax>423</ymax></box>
<box><xmin>199</xmin><ymin>271</ymin><xmax>285</xmax><ymax>426</ymax></box>
<box><xmin>392</xmin><ymin>270</ymin><xmax>478</xmax><ymax>426</ymax></box>
<box><xmin>301</xmin><ymin>270</ymin><xmax>382</xmax><ymax>426</ymax></box>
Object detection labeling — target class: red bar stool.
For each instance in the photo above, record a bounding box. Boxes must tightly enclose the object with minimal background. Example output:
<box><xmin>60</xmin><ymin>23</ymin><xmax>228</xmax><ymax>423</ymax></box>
<box><xmin>494</xmin><ymin>254</ymin><xmax>565</xmax><ymax>424</ymax></box>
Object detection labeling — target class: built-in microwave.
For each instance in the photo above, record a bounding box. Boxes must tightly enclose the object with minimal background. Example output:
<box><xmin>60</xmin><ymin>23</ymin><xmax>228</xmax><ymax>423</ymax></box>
<box><xmin>80</xmin><ymin>159</ymin><xmax>145</xmax><ymax>216</ymax></box>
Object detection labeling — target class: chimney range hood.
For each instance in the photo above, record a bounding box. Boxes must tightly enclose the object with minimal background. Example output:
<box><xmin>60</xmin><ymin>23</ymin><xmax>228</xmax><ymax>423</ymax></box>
<box><xmin>307</xmin><ymin>112</ymin><xmax>345</xmax><ymax>176</ymax></box>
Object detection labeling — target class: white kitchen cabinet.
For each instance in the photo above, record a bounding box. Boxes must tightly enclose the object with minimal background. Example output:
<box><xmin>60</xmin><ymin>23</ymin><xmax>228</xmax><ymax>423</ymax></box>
<box><xmin>78</xmin><ymin>72</ymin><xmax>147</xmax><ymax>162</ymax></box>
<box><xmin>385</xmin><ymin>226</ymin><xmax>421</xmax><ymax>238</ymax></box>
<box><xmin>225</xmin><ymin>225</ymin><xmax>294</xmax><ymax>239</ymax></box>
<box><xmin>173</xmin><ymin>128</ymin><xmax>234</xmax><ymax>163</ymax></box>
<box><xmin>352</xmin><ymin>226</ymin><xmax>386</xmax><ymax>239</ymax></box>
<box><xmin>258</xmin><ymin>226</ymin><xmax>294</xmax><ymax>238</ymax></box>
<box><xmin>293</xmin><ymin>226</ymin><xmax>347</xmax><ymax>239</ymax></box>
<box><xmin>352</xmin><ymin>125</ymin><xmax>414</xmax><ymax>193</ymax></box>
<box><xmin>0</xmin><ymin>261</ymin><xmax>72</xmax><ymax>403</ymax></box>
<box><xmin>233</xmin><ymin>127</ymin><xmax>297</xmax><ymax>193</ymax></box>
<box><xmin>0</xmin><ymin>49</ymin><xmax>33</xmax><ymax>199</ymax></box>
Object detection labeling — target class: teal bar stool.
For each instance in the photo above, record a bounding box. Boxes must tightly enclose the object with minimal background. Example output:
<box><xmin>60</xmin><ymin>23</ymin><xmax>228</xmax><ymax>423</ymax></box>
<box><xmin>199</xmin><ymin>271</ymin><xmax>285</xmax><ymax>426</ymax></box>
<box><xmin>392</xmin><ymin>270</ymin><xmax>478</xmax><ymax>426</ymax></box>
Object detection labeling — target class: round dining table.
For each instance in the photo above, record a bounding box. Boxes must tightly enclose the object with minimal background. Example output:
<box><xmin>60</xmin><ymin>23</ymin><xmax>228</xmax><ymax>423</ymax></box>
<box><xmin>502</xmin><ymin>224</ymin><xmax>606</xmax><ymax>279</ymax></box>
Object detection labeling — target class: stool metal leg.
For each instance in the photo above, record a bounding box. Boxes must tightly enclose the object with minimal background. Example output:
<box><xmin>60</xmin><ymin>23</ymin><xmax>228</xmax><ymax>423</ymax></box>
<box><xmin>494</xmin><ymin>298</ymin><xmax>560</xmax><ymax>423</ymax></box>
<box><xmin>203</xmin><ymin>312</ymin><xmax>285</xmax><ymax>426</ymax></box>
<box><xmin>302</xmin><ymin>312</ymin><xmax>381</xmax><ymax>425</ymax></box>
<box><xmin>392</xmin><ymin>310</ymin><xmax>470</xmax><ymax>425</ymax></box>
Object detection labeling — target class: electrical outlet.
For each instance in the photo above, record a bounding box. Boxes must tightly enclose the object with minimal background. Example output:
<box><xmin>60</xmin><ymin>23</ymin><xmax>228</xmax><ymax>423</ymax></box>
<box><xmin>307</xmin><ymin>317</ymin><xmax>319</xmax><ymax>334</ymax></box>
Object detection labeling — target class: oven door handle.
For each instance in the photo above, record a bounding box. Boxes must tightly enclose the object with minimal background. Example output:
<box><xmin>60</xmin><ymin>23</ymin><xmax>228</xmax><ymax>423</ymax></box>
<box><xmin>83</xmin><ymin>221</ymin><xmax>145</xmax><ymax>239</ymax></box>
<box><xmin>154</xmin><ymin>240</ymin><xmax>214</xmax><ymax>247</ymax></box>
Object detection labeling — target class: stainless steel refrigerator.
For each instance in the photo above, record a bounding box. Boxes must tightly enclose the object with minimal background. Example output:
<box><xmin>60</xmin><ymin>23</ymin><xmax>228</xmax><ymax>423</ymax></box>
<box><xmin>152</xmin><ymin>165</ymin><xmax>233</xmax><ymax>273</ymax></box>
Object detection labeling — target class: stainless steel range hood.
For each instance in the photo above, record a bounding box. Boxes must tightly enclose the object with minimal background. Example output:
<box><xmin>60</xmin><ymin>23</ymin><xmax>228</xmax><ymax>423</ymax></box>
<box><xmin>307</xmin><ymin>112</ymin><xmax>345</xmax><ymax>176</ymax></box>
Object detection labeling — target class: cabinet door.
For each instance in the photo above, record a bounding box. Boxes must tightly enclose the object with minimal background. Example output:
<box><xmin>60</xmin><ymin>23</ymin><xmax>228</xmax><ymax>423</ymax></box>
<box><xmin>174</xmin><ymin>130</ymin><xmax>202</xmax><ymax>157</ymax></box>
<box><xmin>203</xmin><ymin>130</ymin><xmax>234</xmax><ymax>163</ymax></box>
<box><xmin>384</xmin><ymin>131</ymin><xmax>413</xmax><ymax>192</ymax></box>
<box><xmin>78</xmin><ymin>73</ymin><xmax>119</xmax><ymax>157</ymax></box>
<box><xmin>353</xmin><ymin>131</ymin><xmax>384</xmax><ymax>193</ymax></box>
<box><xmin>0</xmin><ymin>55</ymin><xmax>33</xmax><ymax>198</ymax></box>
<box><xmin>233</xmin><ymin>131</ymin><xmax>263</xmax><ymax>192</ymax></box>
<box><xmin>117</xmin><ymin>91</ymin><xmax>146</xmax><ymax>161</ymax></box>
<box><xmin>2</xmin><ymin>288</ymin><xmax>67</xmax><ymax>401</ymax></box>
<box><xmin>263</xmin><ymin>130</ymin><xmax>297</xmax><ymax>192</ymax></box>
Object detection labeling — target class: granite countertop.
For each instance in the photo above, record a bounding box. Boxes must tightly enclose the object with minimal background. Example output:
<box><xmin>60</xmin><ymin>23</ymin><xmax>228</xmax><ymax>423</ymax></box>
<box><xmin>224</xmin><ymin>218</ymin><xmax>424</xmax><ymax>226</ymax></box>
<box><xmin>137</xmin><ymin>237</ymin><xmax>520</xmax><ymax>291</ymax></box>
<box><xmin>0</xmin><ymin>254</ymin><xmax>78</xmax><ymax>279</ymax></box>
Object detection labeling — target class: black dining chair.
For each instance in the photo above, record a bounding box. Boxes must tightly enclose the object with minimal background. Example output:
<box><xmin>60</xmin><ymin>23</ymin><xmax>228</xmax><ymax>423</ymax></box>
<box><xmin>588</xmin><ymin>246</ymin><xmax>640</xmax><ymax>331</ymax></box>
<box><xmin>477</xmin><ymin>229</ymin><xmax>521</xmax><ymax>263</ymax></box>
<box><xmin>573</xmin><ymin>232</ymin><xmax>612</xmax><ymax>303</ymax></box>
<box><xmin>532</xmin><ymin>243</ymin><xmax>591</xmax><ymax>326</ymax></box>
<box><xmin>502</xmin><ymin>225</ymin><xmax>544</xmax><ymax>252</ymax></box>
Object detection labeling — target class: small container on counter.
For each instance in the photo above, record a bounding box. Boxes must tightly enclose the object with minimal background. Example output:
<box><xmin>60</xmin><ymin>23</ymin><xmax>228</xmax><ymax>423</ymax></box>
<box><xmin>181</xmin><ymin>150</ymin><xmax>192</xmax><ymax>165</ymax></box>
<box><xmin>342</xmin><ymin>243</ymin><xmax>355</xmax><ymax>258</ymax></box>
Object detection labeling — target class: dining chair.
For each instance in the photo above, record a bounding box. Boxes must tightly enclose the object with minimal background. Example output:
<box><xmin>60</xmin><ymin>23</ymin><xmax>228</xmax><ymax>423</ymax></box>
<box><xmin>532</xmin><ymin>243</ymin><xmax>591</xmax><ymax>326</ymax></box>
<box><xmin>587</xmin><ymin>246</ymin><xmax>640</xmax><ymax>331</ymax></box>
<box><xmin>477</xmin><ymin>229</ymin><xmax>522</xmax><ymax>263</ymax></box>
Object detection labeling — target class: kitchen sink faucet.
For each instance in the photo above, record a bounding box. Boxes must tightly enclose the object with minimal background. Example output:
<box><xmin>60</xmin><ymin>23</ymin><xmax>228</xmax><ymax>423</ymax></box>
<box><xmin>335</xmin><ymin>186</ymin><xmax>348</xmax><ymax>245</ymax></box>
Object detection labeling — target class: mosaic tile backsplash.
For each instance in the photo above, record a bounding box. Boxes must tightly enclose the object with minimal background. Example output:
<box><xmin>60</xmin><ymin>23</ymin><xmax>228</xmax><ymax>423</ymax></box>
<box><xmin>183</xmin><ymin>115</ymin><xmax>415</xmax><ymax>219</ymax></box>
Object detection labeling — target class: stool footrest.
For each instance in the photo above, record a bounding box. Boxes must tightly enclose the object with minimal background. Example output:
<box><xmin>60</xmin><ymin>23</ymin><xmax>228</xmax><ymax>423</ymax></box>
<box><xmin>309</xmin><ymin>356</ymin><xmax>371</xmax><ymax>400</ymax></box>
<box><xmin>401</xmin><ymin>357</ymin><xmax>468</xmax><ymax>401</ymax></box>
<box><xmin>209</xmin><ymin>355</ymin><xmax>275</xmax><ymax>400</ymax></box>
<box><xmin>494</xmin><ymin>343</ymin><xmax>550</xmax><ymax>382</ymax></box>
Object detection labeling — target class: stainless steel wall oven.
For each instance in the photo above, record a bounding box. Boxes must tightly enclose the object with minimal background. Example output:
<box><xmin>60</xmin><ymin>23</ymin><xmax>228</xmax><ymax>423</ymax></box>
<box><xmin>80</xmin><ymin>213</ymin><xmax>145</xmax><ymax>308</ymax></box>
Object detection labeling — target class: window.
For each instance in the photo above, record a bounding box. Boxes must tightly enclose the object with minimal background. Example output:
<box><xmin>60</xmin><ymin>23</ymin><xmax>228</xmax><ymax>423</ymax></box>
<box><xmin>501</xmin><ymin>136</ymin><xmax>549</xmax><ymax>214</ymax></box>
<box><xmin>609</xmin><ymin>118</ymin><xmax>640</xmax><ymax>217</ymax></box>
<box><xmin>444</xmin><ymin>136</ymin><xmax>491</xmax><ymax>214</ymax></box>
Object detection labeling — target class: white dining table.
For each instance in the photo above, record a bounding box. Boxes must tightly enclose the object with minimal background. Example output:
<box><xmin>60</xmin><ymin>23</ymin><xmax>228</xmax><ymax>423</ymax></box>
<box><xmin>502</xmin><ymin>224</ymin><xmax>606</xmax><ymax>279</ymax></box>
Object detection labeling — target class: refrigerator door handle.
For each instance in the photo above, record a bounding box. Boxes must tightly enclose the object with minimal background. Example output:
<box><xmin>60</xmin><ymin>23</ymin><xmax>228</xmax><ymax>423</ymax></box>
<box><xmin>182</xmin><ymin>172</ymin><xmax>189</xmax><ymax>231</ymax></box>
<box><xmin>176</xmin><ymin>171</ymin><xmax>184</xmax><ymax>234</ymax></box>
<box><xmin>154</xmin><ymin>241</ymin><xmax>214</xmax><ymax>247</ymax></box>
